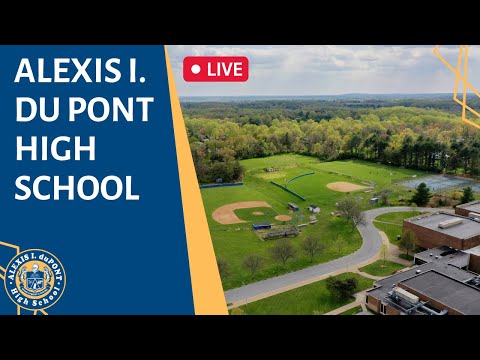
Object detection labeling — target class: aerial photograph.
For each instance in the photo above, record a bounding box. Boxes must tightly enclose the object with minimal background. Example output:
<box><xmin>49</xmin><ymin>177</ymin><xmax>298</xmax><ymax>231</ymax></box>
<box><xmin>171</xmin><ymin>45</ymin><xmax>480</xmax><ymax>315</ymax></box>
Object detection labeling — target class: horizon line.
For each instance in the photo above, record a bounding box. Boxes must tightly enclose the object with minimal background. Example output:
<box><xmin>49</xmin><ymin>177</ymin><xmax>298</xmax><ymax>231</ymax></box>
<box><xmin>179</xmin><ymin>92</ymin><xmax>474</xmax><ymax>97</ymax></box>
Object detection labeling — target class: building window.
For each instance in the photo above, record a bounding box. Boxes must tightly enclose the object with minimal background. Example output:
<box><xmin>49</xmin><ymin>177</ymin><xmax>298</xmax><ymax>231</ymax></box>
<box><xmin>365</xmin><ymin>295</ymin><xmax>369</xmax><ymax>304</ymax></box>
<box><xmin>380</xmin><ymin>303</ymin><xmax>387</xmax><ymax>315</ymax></box>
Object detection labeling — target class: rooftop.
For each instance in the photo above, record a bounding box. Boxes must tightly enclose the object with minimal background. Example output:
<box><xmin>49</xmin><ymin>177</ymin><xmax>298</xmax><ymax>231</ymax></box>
<box><xmin>464</xmin><ymin>245</ymin><xmax>480</xmax><ymax>256</ymax></box>
<box><xmin>415</xmin><ymin>246</ymin><xmax>470</xmax><ymax>268</ymax></box>
<box><xmin>252</xmin><ymin>222</ymin><xmax>271</xmax><ymax>227</ymax></box>
<box><xmin>401</xmin><ymin>270</ymin><xmax>480</xmax><ymax>315</ymax></box>
<box><xmin>367</xmin><ymin>259</ymin><xmax>477</xmax><ymax>314</ymax></box>
<box><xmin>456</xmin><ymin>200</ymin><xmax>480</xmax><ymax>214</ymax></box>
<box><xmin>405</xmin><ymin>212</ymin><xmax>480</xmax><ymax>239</ymax></box>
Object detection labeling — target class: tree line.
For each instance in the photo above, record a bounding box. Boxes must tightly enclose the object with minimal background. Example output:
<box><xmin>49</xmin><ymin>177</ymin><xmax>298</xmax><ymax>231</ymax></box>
<box><xmin>186</xmin><ymin>104</ymin><xmax>480</xmax><ymax>183</ymax></box>
<box><xmin>182</xmin><ymin>96</ymin><xmax>480</xmax><ymax>125</ymax></box>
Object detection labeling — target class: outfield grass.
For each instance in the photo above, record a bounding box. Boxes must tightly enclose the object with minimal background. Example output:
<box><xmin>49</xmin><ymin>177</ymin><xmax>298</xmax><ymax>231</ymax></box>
<box><xmin>240</xmin><ymin>154</ymin><xmax>316</xmax><ymax>171</ymax></box>
<box><xmin>359</xmin><ymin>260</ymin><xmax>406</xmax><ymax>276</ymax></box>
<box><xmin>313</xmin><ymin>159</ymin><xmax>424</xmax><ymax>187</ymax></box>
<box><xmin>373</xmin><ymin>211</ymin><xmax>422</xmax><ymax>246</ymax></box>
<box><xmin>201</xmin><ymin>155</ymin><xmax>429</xmax><ymax>290</ymax></box>
<box><xmin>233</xmin><ymin>273</ymin><xmax>374</xmax><ymax>315</ymax></box>
<box><xmin>340</xmin><ymin>305</ymin><xmax>363</xmax><ymax>315</ymax></box>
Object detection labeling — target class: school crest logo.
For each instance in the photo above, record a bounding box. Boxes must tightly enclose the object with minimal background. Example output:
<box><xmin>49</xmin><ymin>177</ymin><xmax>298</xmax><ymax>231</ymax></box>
<box><xmin>4</xmin><ymin>249</ymin><xmax>66</xmax><ymax>311</ymax></box>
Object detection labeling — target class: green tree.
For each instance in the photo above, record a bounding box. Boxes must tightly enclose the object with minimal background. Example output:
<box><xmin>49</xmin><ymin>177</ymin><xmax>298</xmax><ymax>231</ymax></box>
<box><xmin>243</xmin><ymin>254</ymin><xmax>263</xmax><ymax>276</ymax></box>
<box><xmin>380</xmin><ymin>244</ymin><xmax>388</xmax><ymax>265</ymax></box>
<box><xmin>337</xmin><ymin>198</ymin><xmax>366</xmax><ymax>229</ymax></box>
<box><xmin>400</xmin><ymin>230</ymin><xmax>416</xmax><ymax>259</ymax></box>
<box><xmin>326</xmin><ymin>277</ymin><xmax>358</xmax><ymax>300</ymax></box>
<box><xmin>216</xmin><ymin>258</ymin><xmax>230</xmax><ymax>279</ymax></box>
<box><xmin>461</xmin><ymin>186</ymin><xmax>475</xmax><ymax>204</ymax></box>
<box><xmin>270</xmin><ymin>239</ymin><xmax>296</xmax><ymax>267</ymax></box>
<box><xmin>411</xmin><ymin>182</ymin><xmax>432</xmax><ymax>206</ymax></box>
<box><xmin>347</xmin><ymin>134</ymin><xmax>362</xmax><ymax>155</ymax></box>
<box><xmin>380</xmin><ymin>192</ymin><xmax>389</xmax><ymax>206</ymax></box>
<box><xmin>232</xmin><ymin>161</ymin><xmax>245</xmax><ymax>181</ymax></box>
<box><xmin>301</xmin><ymin>236</ymin><xmax>325</xmax><ymax>262</ymax></box>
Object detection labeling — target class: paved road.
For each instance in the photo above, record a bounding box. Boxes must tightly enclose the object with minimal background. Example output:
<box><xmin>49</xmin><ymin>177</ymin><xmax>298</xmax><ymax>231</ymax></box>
<box><xmin>225</xmin><ymin>206</ymin><xmax>442</xmax><ymax>306</ymax></box>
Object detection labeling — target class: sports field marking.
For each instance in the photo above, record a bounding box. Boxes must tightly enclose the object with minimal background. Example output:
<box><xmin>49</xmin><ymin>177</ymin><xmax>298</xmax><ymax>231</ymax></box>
<box><xmin>275</xmin><ymin>215</ymin><xmax>292</xmax><ymax>221</ymax></box>
<box><xmin>212</xmin><ymin>201</ymin><xmax>272</xmax><ymax>225</ymax></box>
<box><xmin>252</xmin><ymin>212</ymin><xmax>264</xmax><ymax>216</ymax></box>
<box><xmin>326</xmin><ymin>182</ymin><xmax>370</xmax><ymax>193</ymax></box>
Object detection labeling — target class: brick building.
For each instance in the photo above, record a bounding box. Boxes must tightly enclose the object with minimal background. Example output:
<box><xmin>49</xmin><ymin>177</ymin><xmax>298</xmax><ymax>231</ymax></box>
<box><xmin>403</xmin><ymin>212</ymin><xmax>480</xmax><ymax>250</ymax></box>
<box><xmin>455</xmin><ymin>200</ymin><xmax>480</xmax><ymax>217</ymax></box>
<box><xmin>366</xmin><ymin>247</ymin><xmax>480</xmax><ymax>315</ymax></box>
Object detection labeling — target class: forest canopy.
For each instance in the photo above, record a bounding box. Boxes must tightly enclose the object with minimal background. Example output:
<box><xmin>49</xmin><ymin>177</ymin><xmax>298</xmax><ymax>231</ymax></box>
<box><xmin>183</xmin><ymin>99</ymin><xmax>480</xmax><ymax>184</ymax></box>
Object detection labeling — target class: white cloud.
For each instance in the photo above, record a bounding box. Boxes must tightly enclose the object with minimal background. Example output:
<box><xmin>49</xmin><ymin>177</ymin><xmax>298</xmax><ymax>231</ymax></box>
<box><xmin>167</xmin><ymin>45</ymin><xmax>480</xmax><ymax>96</ymax></box>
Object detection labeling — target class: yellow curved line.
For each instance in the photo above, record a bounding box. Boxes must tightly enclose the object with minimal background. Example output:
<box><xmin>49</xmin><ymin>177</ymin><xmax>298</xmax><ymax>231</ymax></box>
<box><xmin>0</xmin><ymin>241</ymin><xmax>20</xmax><ymax>255</ymax></box>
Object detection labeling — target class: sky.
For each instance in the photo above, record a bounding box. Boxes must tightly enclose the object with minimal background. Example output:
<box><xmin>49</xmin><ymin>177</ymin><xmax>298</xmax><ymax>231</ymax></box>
<box><xmin>167</xmin><ymin>45</ymin><xmax>479</xmax><ymax>97</ymax></box>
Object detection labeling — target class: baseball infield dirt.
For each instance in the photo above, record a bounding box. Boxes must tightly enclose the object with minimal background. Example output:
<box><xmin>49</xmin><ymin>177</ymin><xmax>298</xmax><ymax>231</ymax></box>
<box><xmin>275</xmin><ymin>215</ymin><xmax>292</xmax><ymax>221</ymax></box>
<box><xmin>326</xmin><ymin>182</ymin><xmax>370</xmax><ymax>192</ymax></box>
<box><xmin>212</xmin><ymin>201</ymin><xmax>272</xmax><ymax>224</ymax></box>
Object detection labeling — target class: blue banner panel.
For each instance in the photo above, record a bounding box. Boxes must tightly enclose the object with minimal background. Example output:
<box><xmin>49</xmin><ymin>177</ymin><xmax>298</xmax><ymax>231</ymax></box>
<box><xmin>0</xmin><ymin>46</ymin><xmax>194</xmax><ymax>314</ymax></box>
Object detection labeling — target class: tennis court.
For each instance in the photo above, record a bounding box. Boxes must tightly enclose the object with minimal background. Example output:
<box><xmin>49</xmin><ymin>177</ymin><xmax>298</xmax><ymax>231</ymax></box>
<box><xmin>399</xmin><ymin>175</ymin><xmax>480</xmax><ymax>192</ymax></box>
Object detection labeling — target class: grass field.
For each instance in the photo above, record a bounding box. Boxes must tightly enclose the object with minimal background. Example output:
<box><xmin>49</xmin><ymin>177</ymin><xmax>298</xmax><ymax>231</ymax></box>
<box><xmin>201</xmin><ymin>155</ymin><xmax>429</xmax><ymax>290</ymax></box>
<box><xmin>359</xmin><ymin>260</ymin><xmax>406</xmax><ymax>276</ymax></box>
<box><xmin>233</xmin><ymin>273</ymin><xmax>374</xmax><ymax>315</ymax></box>
<box><xmin>340</xmin><ymin>305</ymin><xmax>363</xmax><ymax>315</ymax></box>
<box><xmin>313</xmin><ymin>160</ymin><xmax>423</xmax><ymax>187</ymax></box>
<box><xmin>373</xmin><ymin>211</ymin><xmax>422</xmax><ymax>246</ymax></box>
<box><xmin>233</xmin><ymin>207</ymin><xmax>280</xmax><ymax>224</ymax></box>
